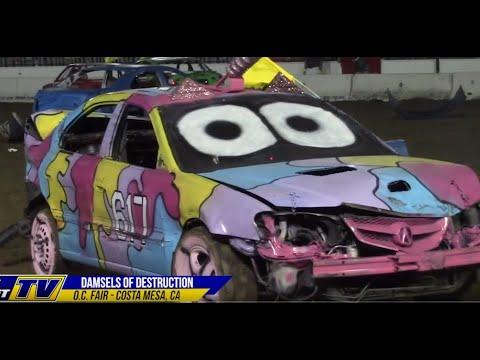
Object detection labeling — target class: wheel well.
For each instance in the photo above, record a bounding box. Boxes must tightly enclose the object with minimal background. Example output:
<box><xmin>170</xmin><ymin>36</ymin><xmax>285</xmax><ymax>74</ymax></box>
<box><xmin>25</xmin><ymin>194</ymin><xmax>47</xmax><ymax>218</ymax></box>
<box><xmin>183</xmin><ymin>218</ymin><xmax>207</xmax><ymax>232</ymax></box>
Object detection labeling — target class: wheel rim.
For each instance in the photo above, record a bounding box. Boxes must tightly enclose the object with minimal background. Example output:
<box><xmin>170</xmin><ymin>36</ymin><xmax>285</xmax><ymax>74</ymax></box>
<box><xmin>173</xmin><ymin>235</ymin><xmax>220</xmax><ymax>302</ymax></box>
<box><xmin>30</xmin><ymin>213</ymin><xmax>55</xmax><ymax>275</ymax></box>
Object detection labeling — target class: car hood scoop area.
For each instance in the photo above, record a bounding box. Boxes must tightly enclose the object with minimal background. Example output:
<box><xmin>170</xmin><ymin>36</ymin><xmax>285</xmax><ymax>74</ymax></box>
<box><xmin>388</xmin><ymin>180</ymin><xmax>411</xmax><ymax>192</ymax></box>
<box><xmin>297</xmin><ymin>166</ymin><xmax>357</xmax><ymax>177</ymax></box>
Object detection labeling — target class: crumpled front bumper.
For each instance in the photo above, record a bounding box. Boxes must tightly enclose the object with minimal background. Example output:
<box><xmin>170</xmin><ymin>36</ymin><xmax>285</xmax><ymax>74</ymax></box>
<box><xmin>313</xmin><ymin>246</ymin><xmax>480</xmax><ymax>278</ymax></box>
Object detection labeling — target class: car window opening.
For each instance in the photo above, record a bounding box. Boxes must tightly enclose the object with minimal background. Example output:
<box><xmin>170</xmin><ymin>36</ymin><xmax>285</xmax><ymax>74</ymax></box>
<box><xmin>115</xmin><ymin>105</ymin><xmax>159</xmax><ymax>169</ymax></box>
<box><xmin>61</xmin><ymin>104</ymin><xmax>116</xmax><ymax>155</ymax></box>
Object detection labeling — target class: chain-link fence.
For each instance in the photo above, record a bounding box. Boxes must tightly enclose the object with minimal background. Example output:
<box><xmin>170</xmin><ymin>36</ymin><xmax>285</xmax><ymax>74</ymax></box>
<box><xmin>0</xmin><ymin>57</ymin><xmax>135</xmax><ymax>67</ymax></box>
<box><xmin>0</xmin><ymin>57</ymin><xmax>311</xmax><ymax>67</ymax></box>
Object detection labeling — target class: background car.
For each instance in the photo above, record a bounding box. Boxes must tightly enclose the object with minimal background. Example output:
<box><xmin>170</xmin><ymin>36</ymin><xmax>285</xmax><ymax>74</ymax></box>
<box><xmin>33</xmin><ymin>63</ymin><xmax>186</xmax><ymax>112</ymax></box>
<box><xmin>136</xmin><ymin>57</ymin><xmax>222</xmax><ymax>85</ymax></box>
<box><xmin>41</xmin><ymin>63</ymin><xmax>103</xmax><ymax>89</ymax></box>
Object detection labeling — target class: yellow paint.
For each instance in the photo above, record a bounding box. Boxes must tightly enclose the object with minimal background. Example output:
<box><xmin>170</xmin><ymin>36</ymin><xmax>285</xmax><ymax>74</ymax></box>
<box><xmin>104</xmin><ymin>57</ymin><xmax>120</xmax><ymax>63</ymax></box>
<box><xmin>34</xmin><ymin>111</ymin><xmax>69</xmax><ymax>139</ymax></box>
<box><xmin>150</xmin><ymin>109</ymin><xmax>179</xmax><ymax>171</ymax></box>
<box><xmin>45</xmin><ymin>152</ymin><xmax>70</xmax><ymax>230</ymax></box>
<box><xmin>9</xmin><ymin>276</ymin><xmax>66</xmax><ymax>301</ymax></box>
<box><xmin>175</xmin><ymin>172</ymin><xmax>218</xmax><ymax>225</ymax></box>
<box><xmin>92</xmin><ymin>159</ymin><xmax>129</xmax><ymax>228</ymax></box>
<box><xmin>151</xmin><ymin>109</ymin><xmax>218</xmax><ymax>224</ymax></box>
<box><xmin>243</xmin><ymin>57</ymin><xmax>295</xmax><ymax>89</ymax></box>
<box><xmin>93</xmin><ymin>230</ymin><xmax>106</xmax><ymax>270</ymax></box>
<box><xmin>56</xmin><ymin>289</ymin><xmax>209</xmax><ymax>302</ymax></box>
<box><xmin>340</xmin><ymin>155</ymin><xmax>451</xmax><ymax>167</ymax></box>
<box><xmin>92</xmin><ymin>159</ymin><xmax>129</xmax><ymax>266</ymax></box>
<box><xmin>83</xmin><ymin>91</ymin><xmax>131</xmax><ymax>111</ymax></box>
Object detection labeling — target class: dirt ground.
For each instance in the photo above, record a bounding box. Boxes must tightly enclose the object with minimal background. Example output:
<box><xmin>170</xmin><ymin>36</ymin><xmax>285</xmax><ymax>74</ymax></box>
<box><xmin>1</xmin><ymin>99</ymin><xmax>480</xmax><ymax>299</ymax></box>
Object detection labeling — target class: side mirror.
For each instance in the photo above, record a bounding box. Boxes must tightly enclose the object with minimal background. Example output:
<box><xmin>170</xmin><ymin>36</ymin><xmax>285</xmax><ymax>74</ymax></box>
<box><xmin>385</xmin><ymin>139</ymin><xmax>409</xmax><ymax>156</ymax></box>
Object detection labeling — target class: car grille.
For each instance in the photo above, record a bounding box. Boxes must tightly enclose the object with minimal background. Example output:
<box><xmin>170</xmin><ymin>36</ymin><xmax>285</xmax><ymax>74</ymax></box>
<box><xmin>343</xmin><ymin>216</ymin><xmax>449</xmax><ymax>253</ymax></box>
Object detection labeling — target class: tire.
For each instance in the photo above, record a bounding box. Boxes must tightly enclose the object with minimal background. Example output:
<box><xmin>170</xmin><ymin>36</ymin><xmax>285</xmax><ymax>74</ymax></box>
<box><xmin>29</xmin><ymin>207</ymin><xmax>66</xmax><ymax>275</ymax></box>
<box><xmin>172</xmin><ymin>227</ymin><xmax>258</xmax><ymax>302</ymax></box>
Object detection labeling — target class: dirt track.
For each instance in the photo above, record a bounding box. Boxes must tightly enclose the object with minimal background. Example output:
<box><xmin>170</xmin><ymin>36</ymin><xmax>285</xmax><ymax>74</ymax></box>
<box><xmin>1</xmin><ymin>99</ymin><xmax>480</xmax><ymax>299</ymax></box>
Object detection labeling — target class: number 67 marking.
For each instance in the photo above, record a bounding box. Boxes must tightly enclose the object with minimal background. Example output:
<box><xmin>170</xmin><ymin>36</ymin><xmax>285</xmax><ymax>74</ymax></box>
<box><xmin>112</xmin><ymin>191</ymin><xmax>148</xmax><ymax>239</ymax></box>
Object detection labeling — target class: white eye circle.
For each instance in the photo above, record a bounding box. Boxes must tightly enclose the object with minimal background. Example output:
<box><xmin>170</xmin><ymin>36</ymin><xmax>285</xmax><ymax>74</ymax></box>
<box><xmin>260</xmin><ymin>102</ymin><xmax>356</xmax><ymax>148</ymax></box>
<box><xmin>177</xmin><ymin>105</ymin><xmax>276</xmax><ymax>157</ymax></box>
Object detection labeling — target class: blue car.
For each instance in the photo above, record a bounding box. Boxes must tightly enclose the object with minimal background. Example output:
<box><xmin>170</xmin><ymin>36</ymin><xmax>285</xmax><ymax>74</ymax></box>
<box><xmin>33</xmin><ymin>63</ymin><xmax>185</xmax><ymax>112</ymax></box>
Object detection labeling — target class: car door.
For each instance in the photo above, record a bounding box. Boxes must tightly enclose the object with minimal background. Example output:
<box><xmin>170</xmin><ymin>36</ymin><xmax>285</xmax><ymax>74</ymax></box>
<box><xmin>49</xmin><ymin>102</ymin><xmax>123</xmax><ymax>269</ymax></box>
<box><xmin>95</xmin><ymin>103</ymin><xmax>181</xmax><ymax>275</ymax></box>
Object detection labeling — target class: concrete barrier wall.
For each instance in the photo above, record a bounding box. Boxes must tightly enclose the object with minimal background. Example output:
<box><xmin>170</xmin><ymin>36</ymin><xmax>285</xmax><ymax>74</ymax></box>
<box><xmin>3</xmin><ymin>64</ymin><xmax>480</xmax><ymax>102</ymax></box>
<box><xmin>350</xmin><ymin>74</ymin><xmax>453</xmax><ymax>101</ymax></box>
<box><xmin>440</xmin><ymin>59</ymin><xmax>480</xmax><ymax>73</ymax></box>
<box><xmin>381</xmin><ymin>59</ymin><xmax>436</xmax><ymax>74</ymax></box>
<box><xmin>298</xmin><ymin>74</ymin><xmax>352</xmax><ymax>101</ymax></box>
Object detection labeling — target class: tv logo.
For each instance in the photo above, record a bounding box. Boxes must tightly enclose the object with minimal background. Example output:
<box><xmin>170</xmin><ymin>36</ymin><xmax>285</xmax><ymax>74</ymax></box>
<box><xmin>9</xmin><ymin>276</ymin><xmax>66</xmax><ymax>301</ymax></box>
<box><xmin>0</xmin><ymin>288</ymin><xmax>10</xmax><ymax>300</ymax></box>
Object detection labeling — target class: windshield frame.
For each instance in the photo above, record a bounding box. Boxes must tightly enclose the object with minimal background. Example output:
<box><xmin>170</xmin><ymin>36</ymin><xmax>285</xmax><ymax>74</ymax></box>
<box><xmin>158</xmin><ymin>92</ymin><xmax>395</xmax><ymax>173</ymax></box>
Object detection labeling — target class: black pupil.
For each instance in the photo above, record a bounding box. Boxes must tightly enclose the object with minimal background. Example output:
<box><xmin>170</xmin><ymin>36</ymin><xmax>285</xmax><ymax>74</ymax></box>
<box><xmin>286</xmin><ymin>116</ymin><xmax>319</xmax><ymax>132</ymax></box>
<box><xmin>205</xmin><ymin>121</ymin><xmax>242</xmax><ymax>140</ymax></box>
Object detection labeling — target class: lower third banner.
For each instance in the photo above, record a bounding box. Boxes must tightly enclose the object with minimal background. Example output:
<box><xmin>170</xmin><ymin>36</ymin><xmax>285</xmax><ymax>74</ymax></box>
<box><xmin>0</xmin><ymin>275</ymin><xmax>231</xmax><ymax>302</ymax></box>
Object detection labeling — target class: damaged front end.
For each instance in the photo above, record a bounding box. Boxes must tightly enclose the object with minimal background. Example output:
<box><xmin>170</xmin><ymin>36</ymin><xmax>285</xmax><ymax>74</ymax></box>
<box><xmin>239</xmin><ymin>205</ymin><xmax>480</xmax><ymax>301</ymax></box>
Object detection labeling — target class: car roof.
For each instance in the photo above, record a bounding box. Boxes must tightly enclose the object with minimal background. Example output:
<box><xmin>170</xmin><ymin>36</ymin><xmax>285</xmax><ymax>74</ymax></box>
<box><xmin>138</xmin><ymin>57</ymin><xmax>203</xmax><ymax>63</ymax></box>
<box><xmin>78</xmin><ymin>63</ymin><xmax>180</xmax><ymax>72</ymax></box>
<box><xmin>83</xmin><ymin>83</ymin><xmax>305</xmax><ymax>113</ymax></box>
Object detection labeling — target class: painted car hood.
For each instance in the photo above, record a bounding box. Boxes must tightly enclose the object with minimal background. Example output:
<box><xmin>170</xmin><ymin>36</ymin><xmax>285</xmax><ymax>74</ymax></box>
<box><xmin>199</xmin><ymin>156</ymin><xmax>480</xmax><ymax>217</ymax></box>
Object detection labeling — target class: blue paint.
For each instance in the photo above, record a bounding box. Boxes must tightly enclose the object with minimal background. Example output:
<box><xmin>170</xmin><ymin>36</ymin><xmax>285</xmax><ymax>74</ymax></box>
<box><xmin>372</xmin><ymin>167</ymin><xmax>461</xmax><ymax>216</ymax></box>
<box><xmin>200</xmin><ymin>162</ymin><xmax>329</xmax><ymax>189</ymax></box>
<box><xmin>58</xmin><ymin>204</ymin><xmax>98</xmax><ymax>262</ymax></box>
<box><xmin>384</xmin><ymin>139</ymin><xmax>409</xmax><ymax>156</ymax></box>
<box><xmin>33</xmin><ymin>64</ymin><xmax>181</xmax><ymax>112</ymax></box>
<box><xmin>128</xmin><ymin>197</ymin><xmax>182</xmax><ymax>275</ymax></box>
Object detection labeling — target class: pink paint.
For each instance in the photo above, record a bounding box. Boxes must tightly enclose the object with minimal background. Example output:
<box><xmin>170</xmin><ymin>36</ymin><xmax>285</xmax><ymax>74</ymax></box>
<box><xmin>257</xmin><ymin>214</ymin><xmax>325</xmax><ymax>261</ymax></box>
<box><xmin>256</xmin><ymin>212</ymin><xmax>480</xmax><ymax>279</ymax></box>
<box><xmin>343</xmin><ymin>216</ymin><xmax>448</xmax><ymax>253</ymax></box>
<box><xmin>141</xmin><ymin>169</ymin><xmax>180</xmax><ymax>222</ymax></box>
<box><xmin>71</xmin><ymin>155</ymin><xmax>102</xmax><ymax>248</ymax></box>
<box><xmin>126</xmin><ymin>93</ymin><xmax>172</xmax><ymax>112</ymax></box>
<box><xmin>312</xmin><ymin>246</ymin><xmax>480</xmax><ymax>278</ymax></box>
<box><xmin>402</xmin><ymin>162</ymin><xmax>480</xmax><ymax>209</ymax></box>
<box><xmin>125</xmin><ymin>83</ymin><xmax>256</xmax><ymax>112</ymax></box>
<box><xmin>27</xmin><ymin>136</ymin><xmax>52</xmax><ymax>169</ymax></box>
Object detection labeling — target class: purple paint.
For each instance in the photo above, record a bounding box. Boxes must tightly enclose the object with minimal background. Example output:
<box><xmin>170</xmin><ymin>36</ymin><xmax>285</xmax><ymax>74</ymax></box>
<box><xmin>200</xmin><ymin>185</ymin><xmax>271</xmax><ymax>240</ymax></box>
<box><xmin>27</xmin><ymin>136</ymin><xmax>52</xmax><ymax>169</ymax></box>
<box><xmin>58</xmin><ymin>153</ymin><xmax>82</xmax><ymax>211</ymax></box>
<box><xmin>250</xmin><ymin>172</ymin><xmax>388</xmax><ymax>209</ymax></box>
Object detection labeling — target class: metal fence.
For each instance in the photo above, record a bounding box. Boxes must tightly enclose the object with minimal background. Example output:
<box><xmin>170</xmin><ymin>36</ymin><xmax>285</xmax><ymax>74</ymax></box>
<box><xmin>0</xmin><ymin>57</ymin><xmax>311</xmax><ymax>67</ymax></box>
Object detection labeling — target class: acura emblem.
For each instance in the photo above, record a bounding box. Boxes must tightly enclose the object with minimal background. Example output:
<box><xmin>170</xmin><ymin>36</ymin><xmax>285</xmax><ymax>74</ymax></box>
<box><xmin>395</xmin><ymin>227</ymin><xmax>414</xmax><ymax>247</ymax></box>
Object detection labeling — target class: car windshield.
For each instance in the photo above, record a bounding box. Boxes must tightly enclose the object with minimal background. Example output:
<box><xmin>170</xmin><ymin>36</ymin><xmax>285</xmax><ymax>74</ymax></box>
<box><xmin>159</xmin><ymin>93</ymin><xmax>394</xmax><ymax>173</ymax></box>
<box><xmin>56</xmin><ymin>65</ymin><xmax>82</xmax><ymax>82</ymax></box>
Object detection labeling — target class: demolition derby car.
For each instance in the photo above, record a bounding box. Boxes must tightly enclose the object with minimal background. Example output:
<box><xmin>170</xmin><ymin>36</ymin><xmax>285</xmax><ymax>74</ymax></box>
<box><xmin>136</xmin><ymin>57</ymin><xmax>222</xmax><ymax>85</ymax></box>
<box><xmin>23</xmin><ymin>59</ymin><xmax>480</xmax><ymax>301</ymax></box>
<box><xmin>33</xmin><ymin>63</ymin><xmax>186</xmax><ymax>112</ymax></box>
<box><xmin>41</xmin><ymin>63</ymin><xmax>101</xmax><ymax>89</ymax></box>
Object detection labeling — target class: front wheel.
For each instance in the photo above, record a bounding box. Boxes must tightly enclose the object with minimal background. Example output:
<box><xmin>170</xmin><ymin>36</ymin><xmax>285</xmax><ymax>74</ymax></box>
<box><xmin>172</xmin><ymin>227</ymin><xmax>258</xmax><ymax>302</ymax></box>
<box><xmin>29</xmin><ymin>208</ymin><xmax>66</xmax><ymax>275</ymax></box>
